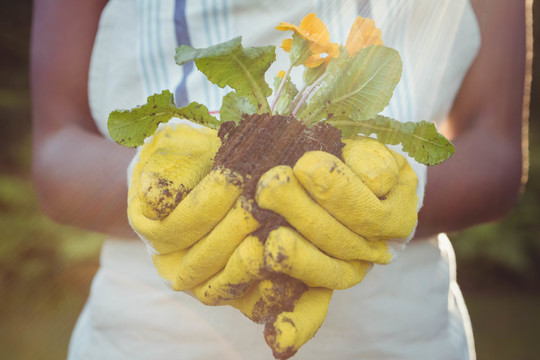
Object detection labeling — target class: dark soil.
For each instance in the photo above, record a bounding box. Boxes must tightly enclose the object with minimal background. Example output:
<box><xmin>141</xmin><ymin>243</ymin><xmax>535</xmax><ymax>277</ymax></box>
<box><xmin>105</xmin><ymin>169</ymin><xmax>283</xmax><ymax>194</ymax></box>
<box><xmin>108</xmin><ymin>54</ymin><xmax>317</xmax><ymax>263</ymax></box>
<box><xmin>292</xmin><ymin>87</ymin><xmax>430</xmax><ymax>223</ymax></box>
<box><xmin>214</xmin><ymin>113</ymin><xmax>344</xmax><ymax>237</ymax></box>
<box><xmin>213</xmin><ymin>113</ymin><xmax>344</xmax><ymax>359</ymax></box>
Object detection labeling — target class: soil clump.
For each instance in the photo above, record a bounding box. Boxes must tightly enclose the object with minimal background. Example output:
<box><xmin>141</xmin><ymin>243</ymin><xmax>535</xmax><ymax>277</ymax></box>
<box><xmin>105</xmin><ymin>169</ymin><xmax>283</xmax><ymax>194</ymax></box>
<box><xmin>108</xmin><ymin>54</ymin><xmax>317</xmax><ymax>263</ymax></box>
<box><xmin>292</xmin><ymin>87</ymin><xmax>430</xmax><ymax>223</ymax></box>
<box><xmin>213</xmin><ymin>114</ymin><xmax>344</xmax><ymax>353</ymax></box>
<box><xmin>214</xmin><ymin>113</ymin><xmax>344</xmax><ymax>237</ymax></box>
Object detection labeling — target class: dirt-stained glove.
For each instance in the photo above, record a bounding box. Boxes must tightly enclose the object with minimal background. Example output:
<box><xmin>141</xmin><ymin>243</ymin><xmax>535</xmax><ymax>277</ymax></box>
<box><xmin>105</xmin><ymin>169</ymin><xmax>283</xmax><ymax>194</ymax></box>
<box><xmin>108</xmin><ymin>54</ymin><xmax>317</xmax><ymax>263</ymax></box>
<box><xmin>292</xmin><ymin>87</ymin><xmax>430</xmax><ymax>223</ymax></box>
<box><xmin>256</xmin><ymin>135</ymin><xmax>419</xmax><ymax>265</ymax></box>
<box><xmin>128</xmin><ymin>124</ymin><xmax>414</xmax><ymax>359</ymax></box>
<box><xmin>128</xmin><ymin>122</ymin><xmax>260</xmax><ymax>291</ymax></box>
<box><xmin>228</xmin><ymin>279</ymin><xmax>334</xmax><ymax>360</ymax></box>
<box><xmin>244</xmin><ymin>136</ymin><xmax>418</xmax><ymax>358</ymax></box>
<box><xmin>184</xmin><ymin>226</ymin><xmax>361</xmax><ymax>359</ymax></box>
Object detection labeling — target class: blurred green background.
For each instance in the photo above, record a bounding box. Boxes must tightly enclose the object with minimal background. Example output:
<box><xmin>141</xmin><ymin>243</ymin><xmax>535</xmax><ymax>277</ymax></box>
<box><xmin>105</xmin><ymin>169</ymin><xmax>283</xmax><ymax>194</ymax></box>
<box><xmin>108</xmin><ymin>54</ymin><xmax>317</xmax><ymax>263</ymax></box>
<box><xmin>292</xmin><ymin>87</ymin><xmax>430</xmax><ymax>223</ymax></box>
<box><xmin>1</xmin><ymin>2</ymin><xmax>539</xmax><ymax>359</ymax></box>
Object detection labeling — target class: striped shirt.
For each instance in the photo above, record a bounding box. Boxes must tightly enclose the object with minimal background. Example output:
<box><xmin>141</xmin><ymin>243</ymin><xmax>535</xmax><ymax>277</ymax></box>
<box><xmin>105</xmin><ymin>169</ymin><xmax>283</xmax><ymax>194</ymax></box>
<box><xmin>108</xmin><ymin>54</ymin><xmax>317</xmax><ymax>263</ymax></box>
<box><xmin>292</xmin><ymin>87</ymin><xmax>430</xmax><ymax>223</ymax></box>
<box><xmin>74</xmin><ymin>1</ymin><xmax>481</xmax><ymax>359</ymax></box>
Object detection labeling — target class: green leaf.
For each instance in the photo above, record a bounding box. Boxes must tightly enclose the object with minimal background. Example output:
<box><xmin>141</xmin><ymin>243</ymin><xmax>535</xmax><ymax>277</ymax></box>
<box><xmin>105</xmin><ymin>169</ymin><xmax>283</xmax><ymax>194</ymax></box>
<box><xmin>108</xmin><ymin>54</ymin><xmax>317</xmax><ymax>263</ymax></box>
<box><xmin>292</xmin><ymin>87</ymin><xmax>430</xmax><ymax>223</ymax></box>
<box><xmin>108</xmin><ymin>90</ymin><xmax>178</xmax><ymax>147</ymax></box>
<box><xmin>272</xmin><ymin>75</ymin><xmax>299</xmax><ymax>115</ymax></box>
<box><xmin>219</xmin><ymin>92</ymin><xmax>256</xmax><ymax>124</ymax></box>
<box><xmin>175</xmin><ymin>37</ymin><xmax>275</xmax><ymax>113</ymax></box>
<box><xmin>178</xmin><ymin>101</ymin><xmax>221</xmax><ymax>130</ymax></box>
<box><xmin>301</xmin><ymin>45</ymin><xmax>402</xmax><ymax>124</ymax></box>
<box><xmin>326</xmin><ymin>116</ymin><xmax>455</xmax><ymax>166</ymax></box>
<box><xmin>303</xmin><ymin>64</ymin><xmax>326</xmax><ymax>86</ymax></box>
<box><xmin>107</xmin><ymin>90</ymin><xmax>219</xmax><ymax>147</ymax></box>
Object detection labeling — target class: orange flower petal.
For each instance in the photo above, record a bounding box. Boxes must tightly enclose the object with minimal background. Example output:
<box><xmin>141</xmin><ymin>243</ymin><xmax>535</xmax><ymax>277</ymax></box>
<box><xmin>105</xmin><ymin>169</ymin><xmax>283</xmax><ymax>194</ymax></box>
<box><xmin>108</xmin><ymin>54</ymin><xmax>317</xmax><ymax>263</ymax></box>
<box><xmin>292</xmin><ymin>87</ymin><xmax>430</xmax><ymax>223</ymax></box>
<box><xmin>307</xmin><ymin>41</ymin><xmax>339</xmax><ymax>60</ymax></box>
<box><xmin>281</xmin><ymin>38</ymin><xmax>292</xmax><ymax>52</ymax></box>
<box><xmin>275</xmin><ymin>22</ymin><xmax>299</xmax><ymax>32</ymax></box>
<box><xmin>276</xmin><ymin>14</ymin><xmax>341</xmax><ymax>68</ymax></box>
<box><xmin>327</xmin><ymin>43</ymin><xmax>340</xmax><ymax>58</ymax></box>
<box><xmin>276</xmin><ymin>22</ymin><xmax>310</xmax><ymax>42</ymax></box>
<box><xmin>304</xmin><ymin>55</ymin><xmax>327</xmax><ymax>68</ymax></box>
<box><xmin>345</xmin><ymin>16</ymin><xmax>383</xmax><ymax>56</ymax></box>
<box><xmin>300</xmin><ymin>13</ymin><xmax>331</xmax><ymax>45</ymax></box>
<box><xmin>277</xmin><ymin>14</ymin><xmax>333</xmax><ymax>52</ymax></box>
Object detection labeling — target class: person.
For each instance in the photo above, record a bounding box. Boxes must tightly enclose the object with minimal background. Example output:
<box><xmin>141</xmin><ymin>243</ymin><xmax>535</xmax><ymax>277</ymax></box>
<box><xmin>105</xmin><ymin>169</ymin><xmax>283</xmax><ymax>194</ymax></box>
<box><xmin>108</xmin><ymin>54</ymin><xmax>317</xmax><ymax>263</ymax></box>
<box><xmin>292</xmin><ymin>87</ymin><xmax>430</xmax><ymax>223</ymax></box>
<box><xmin>30</xmin><ymin>0</ymin><xmax>529</xmax><ymax>359</ymax></box>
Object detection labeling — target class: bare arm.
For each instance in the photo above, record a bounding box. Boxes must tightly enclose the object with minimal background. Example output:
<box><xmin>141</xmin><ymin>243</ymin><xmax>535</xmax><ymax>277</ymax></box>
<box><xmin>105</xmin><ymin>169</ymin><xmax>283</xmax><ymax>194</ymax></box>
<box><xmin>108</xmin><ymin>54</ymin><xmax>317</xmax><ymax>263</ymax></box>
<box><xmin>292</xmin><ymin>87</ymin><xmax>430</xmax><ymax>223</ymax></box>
<box><xmin>31</xmin><ymin>0</ymin><xmax>137</xmax><ymax>239</ymax></box>
<box><xmin>30</xmin><ymin>0</ymin><xmax>529</xmax><ymax>240</ymax></box>
<box><xmin>415</xmin><ymin>0</ymin><xmax>531</xmax><ymax>238</ymax></box>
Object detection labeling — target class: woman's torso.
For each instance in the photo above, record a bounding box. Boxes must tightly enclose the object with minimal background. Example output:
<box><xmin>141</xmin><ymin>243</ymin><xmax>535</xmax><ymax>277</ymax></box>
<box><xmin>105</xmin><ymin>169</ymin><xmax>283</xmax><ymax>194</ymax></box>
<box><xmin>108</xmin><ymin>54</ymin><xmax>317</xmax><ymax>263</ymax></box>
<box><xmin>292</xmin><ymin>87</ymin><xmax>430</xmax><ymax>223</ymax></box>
<box><xmin>73</xmin><ymin>1</ymin><xmax>480</xmax><ymax>359</ymax></box>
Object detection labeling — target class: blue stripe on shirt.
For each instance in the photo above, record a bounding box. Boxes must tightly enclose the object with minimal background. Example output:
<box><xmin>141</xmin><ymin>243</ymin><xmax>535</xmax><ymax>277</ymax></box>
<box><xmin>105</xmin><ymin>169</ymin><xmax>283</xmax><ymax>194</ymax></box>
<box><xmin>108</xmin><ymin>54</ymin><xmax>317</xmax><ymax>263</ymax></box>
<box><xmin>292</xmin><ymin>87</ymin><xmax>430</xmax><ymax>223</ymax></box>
<box><xmin>174</xmin><ymin>0</ymin><xmax>193</xmax><ymax>107</ymax></box>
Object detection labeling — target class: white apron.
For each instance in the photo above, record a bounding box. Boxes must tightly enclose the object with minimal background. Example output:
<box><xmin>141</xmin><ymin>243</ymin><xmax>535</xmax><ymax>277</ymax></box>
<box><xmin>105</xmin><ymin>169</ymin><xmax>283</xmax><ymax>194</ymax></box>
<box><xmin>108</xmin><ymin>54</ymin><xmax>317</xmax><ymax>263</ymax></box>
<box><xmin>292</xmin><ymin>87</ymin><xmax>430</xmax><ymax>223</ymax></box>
<box><xmin>69</xmin><ymin>1</ymin><xmax>481</xmax><ymax>359</ymax></box>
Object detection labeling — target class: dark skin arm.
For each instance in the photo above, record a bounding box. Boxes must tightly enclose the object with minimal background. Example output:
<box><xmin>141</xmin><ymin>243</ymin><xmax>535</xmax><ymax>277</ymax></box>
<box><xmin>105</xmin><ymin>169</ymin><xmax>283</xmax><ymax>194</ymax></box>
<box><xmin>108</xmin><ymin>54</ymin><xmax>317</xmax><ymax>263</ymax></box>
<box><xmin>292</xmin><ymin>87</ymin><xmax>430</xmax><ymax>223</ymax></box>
<box><xmin>31</xmin><ymin>0</ymin><xmax>137</xmax><ymax>239</ymax></box>
<box><xmin>416</xmin><ymin>0</ymin><xmax>530</xmax><ymax>238</ymax></box>
<box><xmin>31</xmin><ymin>0</ymin><xmax>529</xmax><ymax>240</ymax></box>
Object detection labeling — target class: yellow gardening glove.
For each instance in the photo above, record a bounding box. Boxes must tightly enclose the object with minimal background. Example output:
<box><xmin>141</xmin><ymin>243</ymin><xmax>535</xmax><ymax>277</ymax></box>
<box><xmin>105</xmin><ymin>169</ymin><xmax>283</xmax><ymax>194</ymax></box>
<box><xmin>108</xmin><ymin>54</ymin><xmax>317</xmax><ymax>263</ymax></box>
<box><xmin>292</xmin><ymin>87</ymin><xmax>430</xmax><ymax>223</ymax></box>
<box><xmin>173</xmin><ymin>135</ymin><xmax>408</xmax><ymax>359</ymax></box>
<box><xmin>228</xmin><ymin>279</ymin><xmax>334</xmax><ymax>360</ymax></box>
<box><xmin>128</xmin><ymin>121</ymin><xmax>261</xmax><ymax>291</ymax></box>
<box><xmin>186</xmin><ymin>231</ymin><xmax>334</xmax><ymax>359</ymax></box>
<box><xmin>129</xmin><ymin>124</ymin><xmax>416</xmax><ymax>359</ymax></box>
<box><xmin>182</xmin><ymin>224</ymin><xmax>366</xmax><ymax>359</ymax></box>
<box><xmin>256</xmin><ymin>135</ymin><xmax>419</xmax><ymax>266</ymax></box>
<box><xmin>234</xmin><ymin>136</ymin><xmax>418</xmax><ymax>358</ymax></box>
<box><xmin>261</xmin><ymin>226</ymin><xmax>370</xmax><ymax>358</ymax></box>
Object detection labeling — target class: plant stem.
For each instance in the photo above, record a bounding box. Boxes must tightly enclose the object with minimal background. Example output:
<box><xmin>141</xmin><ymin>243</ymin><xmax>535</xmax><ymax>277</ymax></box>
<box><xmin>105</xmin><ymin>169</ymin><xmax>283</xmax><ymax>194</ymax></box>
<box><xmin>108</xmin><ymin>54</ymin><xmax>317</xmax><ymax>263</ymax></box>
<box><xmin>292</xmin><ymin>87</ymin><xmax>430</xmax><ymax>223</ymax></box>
<box><xmin>289</xmin><ymin>65</ymin><xmax>326</xmax><ymax>115</ymax></box>
<box><xmin>292</xmin><ymin>74</ymin><xmax>326</xmax><ymax>119</ymax></box>
<box><xmin>288</xmin><ymin>84</ymin><xmax>308</xmax><ymax>114</ymax></box>
<box><xmin>271</xmin><ymin>64</ymin><xmax>294</xmax><ymax>114</ymax></box>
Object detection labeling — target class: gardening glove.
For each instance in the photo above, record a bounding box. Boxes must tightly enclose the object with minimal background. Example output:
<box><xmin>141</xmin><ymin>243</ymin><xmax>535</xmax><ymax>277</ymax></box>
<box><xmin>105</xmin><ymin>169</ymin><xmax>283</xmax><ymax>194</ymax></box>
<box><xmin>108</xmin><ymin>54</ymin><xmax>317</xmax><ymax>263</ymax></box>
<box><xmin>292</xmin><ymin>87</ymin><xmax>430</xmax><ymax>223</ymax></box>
<box><xmin>256</xmin><ymin>135</ymin><xmax>419</xmax><ymax>265</ymax></box>
<box><xmin>186</xmin><ymin>231</ymin><xmax>333</xmax><ymax>359</ymax></box>
<box><xmin>243</xmin><ymin>136</ymin><xmax>419</xmax><ymax>358</ymax></box>
<box><xmin>219</xmin><ymin>219</ymin><xmax>371</xmax><ymax>358</ymax></box>
<box><xmin>185</xmin><ymin>223</ymin><xmax>368</xmax><ymax>305</ymax></box>
<box><xmin>128</xmin><ymin>121</ymin><xmax>261</xmax><ymax>291</ymax></box>
<box><xmin>184</xmin><ymin>224</ymin><xmax>371</xmax><ymax>359</ymax></box>
<box><xmin>229</xmin><ymin>279</ymin><xmax>334</xmax><ymax>360</ymax></box>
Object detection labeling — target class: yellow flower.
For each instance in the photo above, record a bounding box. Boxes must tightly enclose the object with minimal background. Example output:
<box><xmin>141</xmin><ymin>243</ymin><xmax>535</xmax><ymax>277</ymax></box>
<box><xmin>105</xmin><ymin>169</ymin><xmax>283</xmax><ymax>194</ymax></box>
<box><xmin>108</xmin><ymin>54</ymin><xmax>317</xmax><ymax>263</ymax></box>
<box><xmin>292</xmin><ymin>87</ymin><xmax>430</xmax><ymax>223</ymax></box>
<box><xmin>304</xmin><ymin>53</ymin><xmax>332</xmax><ymax>68</ymax></box>
<box><xmin>277</xmin><ymin>13</ymin><xmax>339</xmax><ymax>68</ymax></box>
<box><xmin>345</xmin><ymin>16</ymin><xmax>383</xmax><ymax>56</ymax></box>
<box><xmin>281</xmin><ymin>38</ymin><xmax>293</xmax><ymax>52</ymax></box>
<box><xmin>277</xmin><ymin>70</ymin><xmax>286</xmax><ymax>79</ymax></box>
